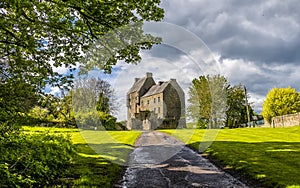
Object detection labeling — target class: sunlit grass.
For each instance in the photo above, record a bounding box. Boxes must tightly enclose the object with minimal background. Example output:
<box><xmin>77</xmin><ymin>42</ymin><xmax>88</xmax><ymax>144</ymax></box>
<box><xmin>22</xmin><ymin>126</ymin><xmax>79</xmax><ymax>133</ymax></box>
<box><xmin>22</xmin><ymin>126</ymin><xmax>141</xmax><ymax>187</ymax></box>
<box><xmin>160</xmin><ymin>126</ymin><xmax>300</xmax><ymax>187</ymax></box>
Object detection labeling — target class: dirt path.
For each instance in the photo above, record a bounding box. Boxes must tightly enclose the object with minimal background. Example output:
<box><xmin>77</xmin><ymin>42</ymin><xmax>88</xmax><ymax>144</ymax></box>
<box><xmin>118</xmin><ymin>131</ymin><xmax>248</xmax><ymax>188</ymax></box>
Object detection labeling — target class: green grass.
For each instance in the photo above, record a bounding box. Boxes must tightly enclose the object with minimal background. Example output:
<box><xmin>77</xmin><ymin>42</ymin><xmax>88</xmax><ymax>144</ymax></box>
<box><xmin>160</xmin><ymin>126</ymin><xmax>300</xmax><ymax>188</ymax></box>
<box><xmin>22</xmin><ymin>126</ymin><xmax>142</xmax><ymax>187</ymax></box>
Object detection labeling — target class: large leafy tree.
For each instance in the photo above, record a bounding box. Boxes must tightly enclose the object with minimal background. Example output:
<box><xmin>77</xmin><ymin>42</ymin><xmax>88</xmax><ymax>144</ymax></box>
<box><xmin>226</xmin><ymin>84</ymin><xmax>255</xmax><ymax>128</ymax></box>
<box><xmin>262</xmin><ymin>87</ymin><xmax>300</xmax><ymax>123</ymax></box>
<box><xmin>188</xmin><ymin>75</ymin><xmax>228</xmax><ymax>128</ymax></box>
<box><xmin>0</xmin><ymin>0</ymin><xmax>164</xmax><ymax>123</ymax></box>
<box><xmin>187</xmin><ymin>75</ymin><xmax>211</xmax><ymax>123</ymax></box>
<box><xmin>188</xmin><ymin>75</ymin><xmax>255</xmax><ymax>128</ymax></box>
<box><xmin>72</xmin><ymin>77</ymin><xmax>117</xmax><ymax>114</ymax></box>
<box><xmin>72</xmin><ymin>77</ymin><xmax>118</xmax><ymax>129</ymax></box>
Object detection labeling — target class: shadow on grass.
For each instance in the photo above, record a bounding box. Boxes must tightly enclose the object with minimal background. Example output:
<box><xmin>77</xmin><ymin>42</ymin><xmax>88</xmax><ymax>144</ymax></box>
<box><xmin>62</xmin><ymin>143</ymin><xmax>134</xmax><ymax>187</ymax></box>
<box><xmin>187</xmin><ymin>141</ymin><xmax>300</xmax><ymax>188</ymax></box>
<box><xmin>77</xmin><ymin>142</ymin><xmax>134</xmax><ymax>165</ymax></box>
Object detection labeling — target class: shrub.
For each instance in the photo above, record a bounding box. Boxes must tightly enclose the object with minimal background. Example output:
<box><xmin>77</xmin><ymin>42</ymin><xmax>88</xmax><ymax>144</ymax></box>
<box><xmin>74</xmin><ymin>111</ymin><xmax>117</xmax><ymax>130</ymax></box>
<box><xmin>98</xmin><ymin>111</ymin><xmax>117</xmax><ymax>130</ymax></box>
<box><xmin>0</xmin><ymin>129</ymin><xmax>76</xmax><ymax>187</ymax></box>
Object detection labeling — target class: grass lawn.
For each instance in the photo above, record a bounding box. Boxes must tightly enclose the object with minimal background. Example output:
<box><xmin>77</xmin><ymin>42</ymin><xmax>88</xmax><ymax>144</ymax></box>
<box><xmin>160</xmin><ymin>126</ymin><xmax>300</xmax><ymax>188</ymax></box>
<box><xmin>22</xmin><ymin>126</ymin><xmax>141</xmax><ymax>187</ymax></box>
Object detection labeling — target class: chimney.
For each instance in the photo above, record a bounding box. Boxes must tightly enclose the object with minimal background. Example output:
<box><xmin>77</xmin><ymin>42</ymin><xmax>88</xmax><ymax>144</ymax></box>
<box><xmin>135</xmin><ymin>78</ymin><xmax>140</xmax><ymax>82</ymax></box>
<box><xmin>146</xmin><ymin>72</ymin><xmax>152</xmax><ymax>78</ymax></box>
<box><xmin>170</xmin><ymin>78</ymin><xmax>176</xmax><ymax>82</ymax></box>
<box><xmin>158</xmin><ymin>81</ymin><xmax>164</xmax><ymax>86</ymax></box>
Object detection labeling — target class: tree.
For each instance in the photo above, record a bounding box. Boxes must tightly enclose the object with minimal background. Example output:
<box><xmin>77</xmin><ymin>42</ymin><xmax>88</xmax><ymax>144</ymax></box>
<box><xmin>55</xmin><ymin>92</ymin><xmax>76</xmax><ymax>127</ymax></box>
<box><xmin>72</xmin><ymin>77</ymin><xmax>118</xmax><ymax>129</ymax></box>
<box><xmin>0</xmin><ymin>0</ymin><xmax>164</xmax><ymax>125</ymax></box>
<box><xmin>262</xmin><ymin>87</ymin><xmax>300</xmax><ymax>123</ymax></box>
<box><xmin>226</xmin><ymin>85</ymin><xmax>254</xmax><ymax>128</ymax></box>
<box><xmin>188</xmin><ymin>75</ymin><xmax>257</xmax><ymax>129</ymax></box>
<box><xmin>188</xmin><ymin>75</ymin><xmax>228</xmax><ymax>128</ymax></box>
<box><xmin>1</xmin><ymin>0</ymin><xmax>164</xmax><ymax>80</ymax></box>
<box><xmin>73</xmin><ymin>77</ymin><xmax>117</xmax><ymax>115</ymax></box>
<box><xmin>187</xmin><ymin>75</ymin><xmax>211</xmax><ymax>124</ymax></box>
<box><xmin>96</xmin><ymin>93</ymin><xmax>110</xmax><ymax>114</ymax></box>
<box><xmin>0</xmin><ymin>79</ymin><xmax>39</xmax><ymax>126</ymax></box>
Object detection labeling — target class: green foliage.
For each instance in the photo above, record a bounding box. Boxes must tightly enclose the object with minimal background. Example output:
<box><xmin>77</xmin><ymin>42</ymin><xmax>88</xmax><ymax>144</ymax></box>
<box><xmin>226</xmin><ymin>85</ymin><xmax>254</xmax><ymax>128</ymax></box>
<box><xmin>98</xmin><ymin>111</ymin><xmax>117</xmax><ymax>130</ymax></box>
<box><xmin>74</xmin><ymin>110</ymin><xmax>100</xmax><ymax>129</ymax></box>
<box><xmin>188</xmin><ymin>75</ymin><xmax>228</xmax><ymax>128</ymax></box>
<box><xmin>21</xmin><ymin>126</ymin><xmax>142</xmax><ymax>187</ymax></box>
<box><xmin>74</xmin><ymin>110</ymin><xmax>117</xmax><ymax>130</ymax></box>
<box><xmin>262</xmin><ymin>87</ymin><xmax>300</xmax><ymax>123</ymax></box>
<box><xmin>1</xmin><ymin>0</ymin><xmax>164</xmax><ymax>127</ymax></box>
<box><xmin>188</xmin><ymin>75</ymin><xmax>255</xmax><ymax>128</ymax></box>
<box><xmin>0</xmin><ymin>80</ymin><xmax>39</xmax><ymax>124</ymax></box>
<box><xmin>196</xmin><ymin>120</ymin><xmax>208</xmax><ymax>129</ymax></box>
<box><xmin>0</xmin><ymin>132</ymin><xmax>76</xmax><ymax>187</ymax></box>
<box><xmin>28</xmin><ymin>106</ymin><xmax>50</xmax><ymax>121</ymax></box>
<box><xmin>25</xmin><ymin>93</ymin><xmax>76</xmax><ymax>127</ymax></box>
<box><xmin>55</xmin><ymin>92</ymin><xmax>76</xmax><ymax>127</ymax></box>
<box><xmin>96</xmin><ymin>93</ymin><xmax>110</xmax><ymax>114</ymax></box>
<box><xmin>1</xmin><ymin>0</ymin><xmax>164</xmax><ymax>83</ymax></box>
<box><xmin>72</xmin><ymin>77</ymin><xmax>119</xmax><ymax>130</ymax></box>
<box><xmin>73</xmin><ymin>77</ymin><xmax>118</xmax><ymax>115</ymax></box>
<box><xmin>188</xmin><ymin>75</ymin><xmax>211</xmax><ymax>122</ymax></box>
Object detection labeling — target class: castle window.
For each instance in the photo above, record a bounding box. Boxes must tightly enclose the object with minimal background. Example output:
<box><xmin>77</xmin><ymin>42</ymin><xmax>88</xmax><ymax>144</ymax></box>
<box><xmin>158</xmin><ymin>97</ymin><xmax>160</xmax><ymax>102</ymax></box>
<box><xmin>154</xmin><ymin>108</ymin><xmax>156</xmax><ymax>113</ymax></box>
<box><xmin>147</xmin><ymin>100</ymin><xmax>149</xmax><ymax>105</ymax></box>
<box><xmin>154</xmin><ymin>98</ymin><xmax>156</xmax><ymax>103</ymax></box>
<box><xmin>158</xmin><ymin>107</ymin><xmax>160</xmax><ymax>113</ymax></box>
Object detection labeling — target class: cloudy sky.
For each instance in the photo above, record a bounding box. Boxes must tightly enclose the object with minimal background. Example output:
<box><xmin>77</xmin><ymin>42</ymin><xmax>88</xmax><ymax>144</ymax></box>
<box><xmin>66</xmin><ymin>0</ymin><xmax>300</xmax><ymax>121</ymax></box>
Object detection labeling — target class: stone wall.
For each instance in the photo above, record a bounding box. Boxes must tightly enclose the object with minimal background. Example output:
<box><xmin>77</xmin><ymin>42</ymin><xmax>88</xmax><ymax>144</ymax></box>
<box><xmin>140</xmin><ymin>93</ymin><xmax>164</xmax><ymax>118</ymax></box>
<box><xmin>271</xmin><ymin>112</ymin><xmax>300</xmax><ymax>128</ymax></box>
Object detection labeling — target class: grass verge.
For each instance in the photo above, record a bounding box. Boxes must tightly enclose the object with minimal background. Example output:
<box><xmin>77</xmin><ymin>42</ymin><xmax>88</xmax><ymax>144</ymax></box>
<box><xmin>159</xmin><ymin>126</ymin><xmax>300</xmax><ymax>188</ymax></box>
<box><xmin>22</xmin><ymin>126</ymin><xmax>141</xmax><ymax>187</ymax></box>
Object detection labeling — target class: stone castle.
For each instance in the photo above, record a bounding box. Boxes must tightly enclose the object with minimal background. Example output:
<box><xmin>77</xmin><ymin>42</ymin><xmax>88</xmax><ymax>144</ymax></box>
<box><xmin>126</xmin><ymin>73</ymin><xmax>186</xmax><ymax>130</ymax></box>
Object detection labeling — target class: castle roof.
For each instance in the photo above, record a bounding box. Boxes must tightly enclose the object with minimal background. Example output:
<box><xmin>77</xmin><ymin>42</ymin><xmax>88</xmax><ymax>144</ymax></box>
<box><xmin>127</xmin><ymin>77</ymin><xmax>147</xmax><ymax>94</ymax></box>
<box><xmin>127</xmin><ymin>73</ymin><xmax>155</xmax><ymax>94</ymax></box>
<box><xmin>142</xmin><ymin>81</ymin><xmax>170</xmax><ymax>98</ymax></box>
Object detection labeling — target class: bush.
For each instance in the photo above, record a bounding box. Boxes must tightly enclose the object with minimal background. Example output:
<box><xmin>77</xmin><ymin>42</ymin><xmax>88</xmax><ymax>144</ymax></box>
<box><xmin>98</xmin><ymin>112</ymin><xmax>117</xmax><ymax>130</ymax></box>
<box><xmin>74</xmin><ymin>110</ymin><xmax>101</xmax><ymax>129</ymax></box>
<box><xmin>0</xmin><ymin>129</ymin><xmax>76</xmax><ymax>187</ymax></box>
<box><xmin>197</xmin><ymin>120</ymin><xmax>208</xmax><ymax>129</ymax></box>
<box><xmin>74</xmin><ymin>111</ymin><xmax>117</xmax><ymax>130</ymax></box>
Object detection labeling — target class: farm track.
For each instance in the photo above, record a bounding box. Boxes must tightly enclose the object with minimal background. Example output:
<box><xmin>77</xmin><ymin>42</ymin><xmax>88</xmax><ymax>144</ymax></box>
<box><xmin>118</xmin><ymin>131</ymin><xmax>248</xmax><ymax>188</ymax></box>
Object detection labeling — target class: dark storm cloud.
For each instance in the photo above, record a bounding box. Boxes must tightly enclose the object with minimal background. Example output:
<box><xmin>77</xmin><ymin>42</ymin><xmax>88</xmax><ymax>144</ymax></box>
<box><xmin>144</xmin><ymin>44</ymin><xmax>185</xmax><ymax>61</ymax></box>
<box><xmin>152</xmin><ymin>0</ymin><xmax>300</xmax><ymax>113</ymax></box>
<box><xmin>161</xmin><ymin>0</ymin><xmax>300</xmax><ymax>64</ymax></box>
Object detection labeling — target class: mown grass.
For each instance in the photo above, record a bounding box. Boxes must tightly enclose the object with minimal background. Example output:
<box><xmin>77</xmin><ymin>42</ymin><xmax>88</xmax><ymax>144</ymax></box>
<box><xmin>160</xmin><ymin>126</ymin><xmax>300</xmax><ymax>188</ymax></box>
<box><xmin>22</xmin><ymin>126</ymin><xmax>141</xmax><ymax>187</ymax></box>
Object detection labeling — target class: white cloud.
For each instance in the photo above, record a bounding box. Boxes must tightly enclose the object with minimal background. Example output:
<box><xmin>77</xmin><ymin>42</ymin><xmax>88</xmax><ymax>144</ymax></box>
<box><xmin>49</xmin><ymin>86</ymin><xmax>60</xmax><ymax>95</ymax></box>
<box><xmin>248</xmin><ymin>92</ymin><xmax>265</xmax><ymax>114</ymax></box>
<box><xmin>49</xmin><ymin>60</ymin><xmax>79</xmax><ymax>75</ymax></box>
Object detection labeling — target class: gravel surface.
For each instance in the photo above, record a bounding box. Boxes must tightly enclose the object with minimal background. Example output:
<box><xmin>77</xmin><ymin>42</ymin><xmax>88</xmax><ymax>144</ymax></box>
<box><xmin>118</xmin><ymin>131</ymin><xmax>248</xmax><ymax>188</ymax></box>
